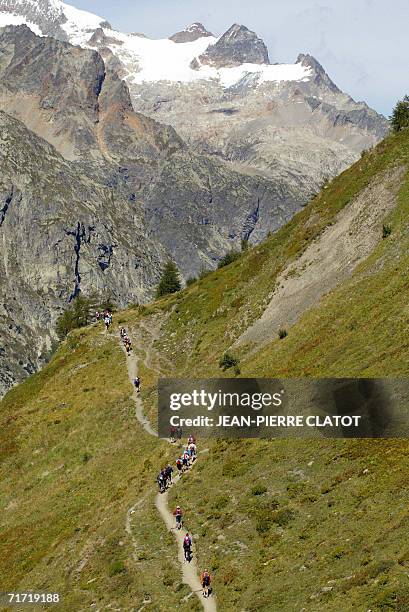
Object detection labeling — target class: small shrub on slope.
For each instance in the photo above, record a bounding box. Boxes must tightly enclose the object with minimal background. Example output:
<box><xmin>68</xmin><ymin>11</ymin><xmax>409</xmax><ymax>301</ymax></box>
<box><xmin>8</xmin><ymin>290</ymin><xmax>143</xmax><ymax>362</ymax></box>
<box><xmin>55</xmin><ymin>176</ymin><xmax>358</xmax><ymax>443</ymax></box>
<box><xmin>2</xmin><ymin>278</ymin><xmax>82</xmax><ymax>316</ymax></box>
<box><xmin>219</xmin><ymin>352</ymin><xmax>240</xmax><ymax>371</ymax></box>
<box><xmin>217</xmin><ymin>250</ymin><xmax>241</xmax><ymax>269</ymax></box>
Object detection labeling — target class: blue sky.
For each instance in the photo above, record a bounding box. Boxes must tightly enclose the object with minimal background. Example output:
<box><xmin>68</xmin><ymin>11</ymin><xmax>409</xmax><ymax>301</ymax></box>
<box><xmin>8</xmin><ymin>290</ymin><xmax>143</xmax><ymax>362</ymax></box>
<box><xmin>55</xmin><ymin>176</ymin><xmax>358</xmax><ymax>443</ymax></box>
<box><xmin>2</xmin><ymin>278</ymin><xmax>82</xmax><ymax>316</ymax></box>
<box><xmin>72</xmin><ymin>0</ymin><xmax>408</xmax><ymax>116</ymax></box>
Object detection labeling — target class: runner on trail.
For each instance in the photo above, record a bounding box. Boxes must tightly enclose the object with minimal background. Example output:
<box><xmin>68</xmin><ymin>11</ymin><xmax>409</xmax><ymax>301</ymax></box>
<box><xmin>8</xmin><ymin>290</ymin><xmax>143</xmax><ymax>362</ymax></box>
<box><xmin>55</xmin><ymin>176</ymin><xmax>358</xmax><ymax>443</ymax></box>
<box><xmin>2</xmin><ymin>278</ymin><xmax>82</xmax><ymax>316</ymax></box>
<box><xmin>173</xmin><ymin>505</ymin><xmax>183</xmax><ymax>529</ymax></box>
<box><xmin>188</xmin><ymin>443</ymin><xmax>197</xmax><ymax>460</ymax></box>
<box><xmin>104</xmin><ymin>314</ymin><xmax>111</xmax><ymax>331</ymax></box>
<box><xmin>188</xmin><ymin>434</ymin><xmax>196</xmax><ymax>445</ymax></box>
<box><xmin>182</xmin><ymin>451</ymin><xmax>189</xmax><ymax>471</ymax></box>
<box><xmin>120</xmin><ymin>327</ymin><xmax>126</xmax><ymax>339</ymax></box>
<box><xmin>183</xmin><ymin>533</ymin><xmax>192</xmax><ymax>561</ymax></box>
<box><xmin>165</xmin><ymin>464</ymin><xmax>174</xmax><ymax>485</ymax></box>
<box><xmin>200</xmin><ymin>569</ymin><xmax>212</xmax><ymax>598</ymax></box>
<box><xmin>161</xmin><ymin>468</ymin><xmax>168</xmax><ymax>489</ymax></box>
<box><xmin>124</xmin><ymin>336</ymin><xmax>132</xmax><ymax>355</ymax></box>
<box><xmin>95</xmin><ymin>310</ymin><xmax>101</xmax><ymax>323</ymax></box>
<box><xmin>176</xmin><ymin>457</ymin><xmax>183</xmax><ymax>476</ymax></box>
<box><xmin>170</xmin><ymin>426</ymin><xmax>177</xmax><ymax>443</ymax></box>
<box><xmin>133</xmin><ymin>377</ymin><xmax>141</xmax><ymax>393</ymax></box>
<box><xmin>157</xmin><ymin>471</ymin><xmax>166</xmax><ymax>493</ymax></box>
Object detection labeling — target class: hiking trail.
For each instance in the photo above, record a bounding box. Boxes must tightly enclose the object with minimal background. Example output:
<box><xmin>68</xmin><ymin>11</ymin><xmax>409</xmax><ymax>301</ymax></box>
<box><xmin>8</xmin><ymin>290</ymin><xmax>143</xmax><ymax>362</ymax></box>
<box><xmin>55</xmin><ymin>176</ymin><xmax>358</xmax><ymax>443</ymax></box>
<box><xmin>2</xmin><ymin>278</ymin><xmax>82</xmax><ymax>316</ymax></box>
<box><xmin>120</xmin><ymin>322</ymin><xmax>217</xmax><ymax>611</ymax></box>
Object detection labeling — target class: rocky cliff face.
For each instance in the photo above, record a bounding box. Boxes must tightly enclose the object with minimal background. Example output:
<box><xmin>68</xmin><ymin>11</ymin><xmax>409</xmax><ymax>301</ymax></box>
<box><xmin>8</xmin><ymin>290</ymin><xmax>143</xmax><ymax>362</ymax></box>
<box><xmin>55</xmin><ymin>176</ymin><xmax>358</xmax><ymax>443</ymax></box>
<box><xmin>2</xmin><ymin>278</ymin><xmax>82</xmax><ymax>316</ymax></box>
<box><xmin>0</xmin><ymin>25</ymin><xmax>184</xmax><ymax>163</ymax></box>
<box><xmin>0</xmin><ymin>26</ymin><xmax>296</xmax><ymax>248</ymax></box>
<box><xmin>0</xmin><ymin>111</ymin><xmax>167</xmax><ymax>396</ymax></box>
<box><xmin>195</xmin><ymin>24</ymin><xmax>270</xmax><ymax>67</ymax></box>
<box><xmin>43</xmin><ymin>11</ymin><xmax>385</xmax><ymax>199</ymax></box>
<box><xmin>0</xmin><ymin>25</ymin><xmax>302</xmax><ymax>396</ymax></box>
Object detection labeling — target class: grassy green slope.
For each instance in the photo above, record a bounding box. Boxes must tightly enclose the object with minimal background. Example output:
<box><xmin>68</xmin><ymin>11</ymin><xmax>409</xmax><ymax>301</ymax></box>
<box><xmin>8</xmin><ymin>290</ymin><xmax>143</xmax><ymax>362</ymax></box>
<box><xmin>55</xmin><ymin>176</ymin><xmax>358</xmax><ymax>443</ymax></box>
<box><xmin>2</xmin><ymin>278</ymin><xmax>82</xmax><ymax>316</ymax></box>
<box><xmin>0</xmin><ymin>325</ymin><xmax>197</xmax><ymax>611</ymax></box>
<box><xmin>169</xmin><ymin>439</ymin><xmax>409</xmax><ymax>611</ymax></box>
<box><xmin>243</xmin><ymin>160</ymin><xmax>409</xmax><ymax>377</ymax></box>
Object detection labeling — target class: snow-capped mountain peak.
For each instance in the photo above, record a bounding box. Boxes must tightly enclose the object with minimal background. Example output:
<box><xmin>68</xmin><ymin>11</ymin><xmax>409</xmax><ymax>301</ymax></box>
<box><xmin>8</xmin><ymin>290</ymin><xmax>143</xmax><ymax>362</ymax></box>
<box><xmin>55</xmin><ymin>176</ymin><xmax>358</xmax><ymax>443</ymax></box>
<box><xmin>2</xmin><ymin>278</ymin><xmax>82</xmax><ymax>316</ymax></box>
<box><xmin>0</xmin><ymin>0</ymin><xmax>313</xmax><ymax>88</ymax></box>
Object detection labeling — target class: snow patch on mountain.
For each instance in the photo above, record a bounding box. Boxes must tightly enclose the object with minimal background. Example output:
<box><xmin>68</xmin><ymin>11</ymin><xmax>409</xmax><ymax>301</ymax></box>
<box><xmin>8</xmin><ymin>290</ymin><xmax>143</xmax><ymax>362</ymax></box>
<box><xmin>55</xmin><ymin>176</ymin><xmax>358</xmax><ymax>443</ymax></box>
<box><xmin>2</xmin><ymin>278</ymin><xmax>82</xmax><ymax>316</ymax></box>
<box><xmin>60</xmin><ymin>2</ymin><xmax>109</xmax><ymax>43</ymax></box>
<box><xmin>86</xmin><ymin>29</ymin><xmax>312</xmax><ymax>87</ymax></box>
<box><xmin>0</xmin><ymin>0</ymin><xmax>107</xmax><ymax>40</ymax></box>
<box><xmin>0</xmin><ymin>10</ymin><xmax>40</xmax><ymax>34</ymax></box>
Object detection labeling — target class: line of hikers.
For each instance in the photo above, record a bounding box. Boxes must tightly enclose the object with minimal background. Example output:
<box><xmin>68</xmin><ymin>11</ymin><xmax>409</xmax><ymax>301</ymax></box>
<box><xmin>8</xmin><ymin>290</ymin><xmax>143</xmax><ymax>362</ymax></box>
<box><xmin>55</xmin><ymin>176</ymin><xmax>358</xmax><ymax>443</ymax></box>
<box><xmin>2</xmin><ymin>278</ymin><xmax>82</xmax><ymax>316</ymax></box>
<box><xmin>157</xmin><ymin>435</ymin><xmax>212</xmax><ymax>598</ymax></box>
<box><xmin>156</xmin><ymin>435</ymin><xmax>197</xmax><ymax>492</ymax></box>
<box><xmin>176</xmin><ymin>440</ymin><xmax>197</xmax><ymax>475</ymax></box>
<box><xmin>120</xmin><ymin>327</ymin><xmax>132</xmax><ymax>355</ymax></box>
<box><xmin>96</xmin><ymin>309</ymin><xmax>113</xmax><ymax>331</ymax></box>
<box><xmin>180</xmin><ymin>531</ymin><xmax>212</xmax><ymax>596</ymax></box>
<box><xmin>157</xmin><ymin>464</ymin><xmax>174</xmax><ymax>493</ymax></box>
<box><xmin>120</xmin><ymin>329</ymin><xmax>213</xmax><ymax>599</ymax></box>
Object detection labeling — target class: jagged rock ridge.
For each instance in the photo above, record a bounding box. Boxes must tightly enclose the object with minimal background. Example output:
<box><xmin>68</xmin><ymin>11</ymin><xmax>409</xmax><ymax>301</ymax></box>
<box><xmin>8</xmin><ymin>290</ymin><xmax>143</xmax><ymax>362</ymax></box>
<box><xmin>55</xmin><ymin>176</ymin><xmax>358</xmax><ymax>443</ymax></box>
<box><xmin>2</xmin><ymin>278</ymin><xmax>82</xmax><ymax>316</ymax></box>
<box><xmin>195</xmin><ymin>23</ymin><xmax>270</xmax><ymax>68</ymax></box>
<box><xmin>170</xmin><ymin>22</ymin><xmax>213</xmax><ymax>43</ymax></box>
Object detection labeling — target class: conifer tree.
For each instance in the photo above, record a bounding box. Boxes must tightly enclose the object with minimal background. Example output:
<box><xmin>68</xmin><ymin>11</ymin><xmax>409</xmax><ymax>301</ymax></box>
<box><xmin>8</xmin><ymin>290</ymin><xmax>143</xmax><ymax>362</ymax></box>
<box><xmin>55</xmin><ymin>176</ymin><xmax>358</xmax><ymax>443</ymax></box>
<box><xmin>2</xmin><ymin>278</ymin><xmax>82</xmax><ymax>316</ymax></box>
<box><xmin>390</xmin><ymin>95</ymin><xmax>409</xmax><ymax>132</ymax></box>
<box><xmin>156</xmin><ymin>261</ymin><xmax>181</xmax><ymax>298</ymax></box>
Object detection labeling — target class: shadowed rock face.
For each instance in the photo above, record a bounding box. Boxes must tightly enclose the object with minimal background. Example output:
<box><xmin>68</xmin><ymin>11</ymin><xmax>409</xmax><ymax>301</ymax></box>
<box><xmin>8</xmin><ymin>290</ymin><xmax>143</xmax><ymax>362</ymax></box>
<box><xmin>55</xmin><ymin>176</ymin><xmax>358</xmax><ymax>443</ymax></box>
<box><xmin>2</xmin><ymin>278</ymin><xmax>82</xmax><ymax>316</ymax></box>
<box><xmin>0</xmin><ymin>111</ymin><xmax>167</xmax><ymax>397</ymax></box>
<box><xmin>170</xmin><ymin>23</ymin><xmax>214</xmax><ymax>43</ymax></box>
<box><xmin>0</xmin><ymin>25</ymin><xmax>184</xmax><ymax>162</ymax></box>
<box><xmin>197</xmin><ymin>24</ymin><xmax>270</xmax><ymax>67</ymax></box>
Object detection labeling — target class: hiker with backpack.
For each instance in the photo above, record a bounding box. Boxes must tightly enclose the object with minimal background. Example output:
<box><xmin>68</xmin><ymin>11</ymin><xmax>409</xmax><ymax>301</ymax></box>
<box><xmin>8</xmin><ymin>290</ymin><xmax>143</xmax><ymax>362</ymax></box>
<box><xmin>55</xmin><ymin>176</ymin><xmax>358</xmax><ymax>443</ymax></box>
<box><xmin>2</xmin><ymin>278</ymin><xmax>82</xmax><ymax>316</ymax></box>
<box><xmin>165</xmin><ymin>464</ymin><xmax>174</xmax><ymax>486</ymax></box>
<box><xmin>183</xmin><ymin>533</ymin><xmax>192</xmax><ymax>562</ymax></box>
<box><xmin>124</xmin><ymin>336</ymin><xmax>132</xmax><ymax>355</ymax></box>
<box><xmin>182</xmin><ymin>450</ymin><xmax>189</xmax><ymax>471</ymax></box>
<box><xmin>176</xmin><ymin>457</ymin><xmax>183</xmax><ymax>476</ymax></box>
<box><xmin>188</xmin><ymin>442</ymin><xmax>197</xmax><ymax>461</ymax></box>
<box><xmin>200</xmin><ymin>569</ymin><xmax>212</xmax><ymax>598</ymax></box>
<box><xmin>173</xmin><ymin>505</ymin><xmax>183</xmax><ymax>530</ymax></box>
<box><xmin>157</xmin><ymin>471</ymin><xmax>166</xmax><ymax>493</ymax></box>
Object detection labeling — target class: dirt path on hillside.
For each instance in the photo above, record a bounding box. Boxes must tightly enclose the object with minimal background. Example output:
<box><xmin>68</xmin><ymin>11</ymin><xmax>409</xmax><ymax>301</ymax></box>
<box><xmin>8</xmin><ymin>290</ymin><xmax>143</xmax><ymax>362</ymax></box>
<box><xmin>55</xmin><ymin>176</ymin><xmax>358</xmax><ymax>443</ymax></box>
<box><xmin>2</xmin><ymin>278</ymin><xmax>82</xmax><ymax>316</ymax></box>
<box><xmin>155</xmin><ymin>480</ymin><xmax>217</xmax><ymax>612</ymax></box>
<box><xmin>120</xmin><ymin>324</ymin><xmax>217</xmax><ymax>611</ymax></box>
<box><xmin>236</xmin><ymin>165</ymin><xmax>405</xmax><ymax>349</ymax></box>
<box><xmin>123</xmin><ymin>344</ymin><xmax>157</xmax><ymax>437</ymax></box>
